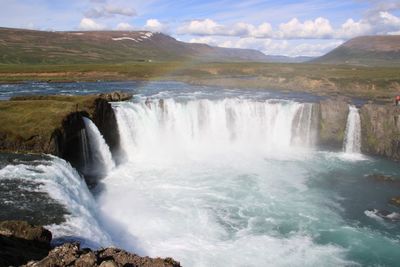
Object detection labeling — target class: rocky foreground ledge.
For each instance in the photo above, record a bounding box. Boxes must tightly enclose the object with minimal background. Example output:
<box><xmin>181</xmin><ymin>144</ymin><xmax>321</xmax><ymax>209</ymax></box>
<box><xmin>0</xmin><ymin>221</ymin><xmax>180</xmax><ymax>267</ymax></box>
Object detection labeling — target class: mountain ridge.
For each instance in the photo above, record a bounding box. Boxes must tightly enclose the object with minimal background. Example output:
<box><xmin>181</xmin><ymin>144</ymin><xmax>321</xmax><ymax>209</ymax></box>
<box><xmin>0</xmin><ymin>27</ymin><xmax>273</xmax><ymax>64</ymax></box>
<box><xmin>312</xmin><ymin>35</ymin><xmax>400</xmax><ymax>66</ymax></box>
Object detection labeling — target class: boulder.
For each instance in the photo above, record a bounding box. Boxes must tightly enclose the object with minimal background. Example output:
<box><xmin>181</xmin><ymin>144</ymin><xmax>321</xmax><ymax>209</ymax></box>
<box><xmin>0</xmin><ymin>220</ymin><xmax>52</xmax><ymax>243</ymax></box>
<box><xmin>97</xmin><ymin>247</ymin><xmax>181</xmax><ymax>267</ymax></box>
<box><xmin>0</xmin><ymin>221</ymin><xmax>52</xmax><ymax>267</ymax></box>
<box><xmin>25</xmin><ymin>245</ymin><xmax>181</xmax><ymax>267</ymax></box>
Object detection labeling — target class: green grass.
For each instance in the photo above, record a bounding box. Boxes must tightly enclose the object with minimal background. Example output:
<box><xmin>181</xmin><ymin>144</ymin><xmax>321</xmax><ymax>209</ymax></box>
<box><xmin>0</xmin><ymin>95</ymin><xmax>98</xmax><ymax>141</ymax></box>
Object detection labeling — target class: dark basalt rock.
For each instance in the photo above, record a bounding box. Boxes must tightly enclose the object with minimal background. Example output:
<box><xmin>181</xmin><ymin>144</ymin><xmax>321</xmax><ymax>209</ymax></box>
<box><xmin>51</xmin><ymin>111</ymin><xmax>90</xmax><ymax>171</ymax></box>
<box><xmin>0</xmin><ymin>221</ymin><xmax>52</xmax><ymax>267</ymax></box>
<box><xmin>25</xmin><ymin>244</ymin><xmax>181</xmax><ymax>267</ymax></box>
<box><xmin>317</xmin><ymin>97</ymin><xmax>349</xmax><ymax>149</ymax></box>
<box><xmin>0</xmin><ymin>221</ymin><xmax>181</xmax><ymax>267</ymax></box>
<box><xmin>97</xmin><ymin>91</ymin><xmax>132</xmax><ymax>102</ymax></box>
<box><xmin>360</xmin><ymin>103</ymin><xmax>400</xmax><ymax>161</ymax></box>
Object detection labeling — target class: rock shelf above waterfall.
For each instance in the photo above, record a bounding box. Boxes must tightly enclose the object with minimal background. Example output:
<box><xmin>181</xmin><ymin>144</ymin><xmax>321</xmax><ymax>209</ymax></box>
<box><xmin>0</xmin><ymin>93</ymin><xmax>124</xmax><ymax>173</ymax></box>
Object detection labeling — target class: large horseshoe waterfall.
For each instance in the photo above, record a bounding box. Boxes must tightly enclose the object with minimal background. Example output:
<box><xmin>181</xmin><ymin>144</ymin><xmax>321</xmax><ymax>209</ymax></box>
<box><xmin>115</xmin><ymin>99</ymin><xmax>317</xmax><ymax>162</ymax></box>
<box><xmin>2</xmin><ymin>83</ymin><xmax>400</xmax><ymax>267</ymax></box>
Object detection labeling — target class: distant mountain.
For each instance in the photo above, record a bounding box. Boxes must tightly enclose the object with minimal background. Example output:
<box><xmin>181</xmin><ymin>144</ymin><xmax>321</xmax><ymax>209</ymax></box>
<box><xmin>312</xmin><ymin>35</ymin><xmax>400</xmax><ymax>66</ymax></box>
<box><xmin>0</xmin><ymin>27</ymin><xmax>276</xmax><ymax>64</ymax></box>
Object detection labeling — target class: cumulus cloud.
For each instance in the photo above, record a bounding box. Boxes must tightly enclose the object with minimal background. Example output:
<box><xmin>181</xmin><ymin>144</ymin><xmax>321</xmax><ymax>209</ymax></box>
<box><xmin>178</xmin><ymin>19</ymin><xmax>272</xmax><ymax>38</ymax></box>
<box><xmin>178</xmin><ymin>9</ymin><xmax>400</xmax><ymax>40</ymax></box>
<box><xmin>335</xmin><ymin>19</ymin><xmax>371</xmax><ymax>39</ymax></box>
<box><xmin>379</xmin><ymin>11</ymin><xmax>400</xmax><ymax>28</ymax></box>
<box><xmin>178</xmin><ymin>19</ymin><xmax>224</xmax><ymax>35</ymax></box>
<box><xmin>78</xmin><ymin>18</ymin><xmax>105</xmax><ymax>30</ymax></box>
<box><xmin>116</xmin><ymin>22</ymin><xmax>134</xmax><ymax>31</ymax></box>
<box><xmin>278</xmin><ymin>17</ymin><xmax>333</xmax><ymax>39</ymax></box>
<box><xmin>145</xmin><ymin>19</ymin><xmax>168</xmax><ymax>33</ymax></box>
<box><xmin>85</xmin><ymin>5</ymin><xmax>136</xmax><ymax>18</ymax></box>
<box><xmin>188</xmin><ymin>36</ymin><xmax>343</xmax><ymax>57</ymax></box>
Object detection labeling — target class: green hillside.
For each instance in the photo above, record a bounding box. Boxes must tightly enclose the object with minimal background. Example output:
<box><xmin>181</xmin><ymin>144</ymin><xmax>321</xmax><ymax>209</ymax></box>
<box><xmin>0</xmin><ymin>27</ymin><xmax>270</xmax><ymax>64</ymax></box>
<box><xmin>313</xmin><ymin>36</ymin><xmax>400</xmax><ymax>67</ymax></box>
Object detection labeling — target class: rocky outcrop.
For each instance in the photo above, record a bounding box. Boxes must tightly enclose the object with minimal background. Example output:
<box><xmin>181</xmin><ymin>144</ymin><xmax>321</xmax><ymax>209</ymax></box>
<box><xmin>360</xmin><ymin>103</ymin><xmax>400</xmax><ymax>161</ymax></box>
<box><xmin>24</xmin><ymin>243</ymin><xmax>181</xmax><ymax>267</ymax></box>
<box><xmin>0</xmin><ymin>220</ymin><xmax>180</xmax><ymax>267</ymax></box>
<box><xmin>50</xmin><ymin>111</ymin><xmax>90</xmax><ymax>171</ymax></box>
<box><xmin>317</xmin><ymin>98</ymin><xmax>349</xmax><ymax>149</ymax></box>
<box><xmin>0</xmin><ymin>221</ymin><xmax>52</xmax><ymax>267</ymax></box>
<box><xmin>98</xmin><ymin>91</ymin><xmax>132</xmax><ymax>102</ymax></box>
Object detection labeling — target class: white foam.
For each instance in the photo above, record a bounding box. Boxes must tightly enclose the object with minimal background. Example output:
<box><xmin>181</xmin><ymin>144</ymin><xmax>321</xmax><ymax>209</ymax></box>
<box><xmin>96</xmin><ymin>99</ymin><xmax>358</xmax><ymax>266</ymax></box>
<box><xmin>343</xmin><ymin>105</ymin><xmax>361</xmax><ymax>154</ymax></box>
<box><xmin>0</xmin><ymin>156</ymin><xmax>112</xmax><ymax>248</ymax></box>
<box><xmin>113</xmin><ymin>99</ymin><xmax>316</xmax><ymax>162</ymax></box>
<box><xmin>83</xmin><ymin>117</ymin><xmax>115</xmax><ymax>175</ymax></box>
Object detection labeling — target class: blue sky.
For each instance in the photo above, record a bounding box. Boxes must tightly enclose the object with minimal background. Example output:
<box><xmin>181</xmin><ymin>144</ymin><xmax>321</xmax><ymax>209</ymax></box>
<box><xmin>1</xmin><ymin>0</ymin><xmax>399</xmax><ymax>56</ymax></box>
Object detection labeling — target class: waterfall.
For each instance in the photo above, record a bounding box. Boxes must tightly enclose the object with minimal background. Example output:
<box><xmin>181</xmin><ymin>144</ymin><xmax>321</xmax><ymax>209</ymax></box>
<box><xmin>343</xmin><ymin>105</ymin><xmax>361</xmax><ymax>154</ymax></box>
<box><xmin>80</xmin><ymin>128</ymin><xmax>90</xmax><ymax>170</ymax></box>
<box><xmin>113</xmin><ymin>98</ymin><xmax>318</xmax><ymax>161</ymax></box>
<box><xmin>0</xmin><ymin>156</ymin><xmax>112</xmax><ymax>248</ymax></box>
<box><xmin>83</xmin><ymin>117</ymin><xmax>115</xmax><ymax>175</ymax></box>
<box><xmin>291</xmin><ymin>103</ymin><xmax>317</xmax><ymax>147</ymax></box>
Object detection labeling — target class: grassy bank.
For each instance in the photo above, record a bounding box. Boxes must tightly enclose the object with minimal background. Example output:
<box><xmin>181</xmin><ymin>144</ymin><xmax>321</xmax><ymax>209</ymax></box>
<box><xmin>0</xmin><ymin>95</ymin><xmax>97</xmax><ymax>144</ymax></box>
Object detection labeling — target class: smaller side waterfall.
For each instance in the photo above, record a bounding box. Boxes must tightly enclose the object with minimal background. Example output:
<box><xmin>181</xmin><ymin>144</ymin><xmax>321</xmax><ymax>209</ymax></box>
<box><xmin>80</xmin><ymin>128</ymin><xmax>90</xmax><ymax>169</ymax></box>
<box><xmin>83</xmin><ymin>117</ymin><xmax>115</xmax><ymax>175</ymax></box>
<box><xmin>343</xmin><ymin>105</ymin><xmax>361</xmax><ymax>154</ymax></box>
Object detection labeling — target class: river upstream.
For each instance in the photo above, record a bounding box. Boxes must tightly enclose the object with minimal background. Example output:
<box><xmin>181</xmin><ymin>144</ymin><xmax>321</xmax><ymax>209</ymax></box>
<box><xmin>1</xmin><ymin>81</ymin><xmax>400</xmax><ymax>266</ymax></box>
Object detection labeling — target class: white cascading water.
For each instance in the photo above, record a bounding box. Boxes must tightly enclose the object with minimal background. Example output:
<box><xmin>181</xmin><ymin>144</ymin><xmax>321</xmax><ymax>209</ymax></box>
<box><xmin>83</xmin><ymin>117</ymin><xmax>115</xmax><ymax>175</ymax></box>
<box><xmin>0</xmin><ymin>156</ymin><xmax>112</xmax><ymax>248</ymax></box>
<box><xmin>95</xmin><ymin>98</ymin><xmax>358</xmax><ymax>266</ymax></box>
<box><xmin>80</xmin><ymin>128</ymin><xmax>90</xmax><ymax>169</ymax></box>
<box><xmin>291</xmin><ymin>103</ymin><xmax>316</xmax><ymax>147</ymax></box>
<box><xmin>114</xmin><ymin>99</ymin><xmax>314</xmax><ymax>162</ymax></box>
<box><xmin>343</xmin><ymin>105</ymin><xmax>361</xmax><ymax>154</ymax></box>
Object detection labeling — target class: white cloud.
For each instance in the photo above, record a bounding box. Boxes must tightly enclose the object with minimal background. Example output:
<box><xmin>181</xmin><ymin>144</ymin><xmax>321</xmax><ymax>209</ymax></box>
<box><xmin>85</xmin><ymin>5</ymin><xmax>136</xmax><ymax>18</ymax></box>
<box><xmin>278</xmin><ymin>17</ymin><xmax>333</xmax><ymax>39</ymax></box>
<box><xmin>179</xmin><ymin>19</ymin><xmax>272</xmax><ymax>38</ymax></box>
<box><xmin>379</xmin><ymin>11</ymin><xmax>400</xmax><ymax>28</ymax></box>
<box><xmin>286</xmin><ymin>41</ymin><xmax>343</xmax><ymax>57</ymax></box>
<box><xmin>145</xmin><ymin>19</ymin><xmax>168</xmax><ymax>33</ymax></box>
<box><xmin>78</xmin><ymin>18</ymin><xmax>105</xmax><ymax>30</ymax></box>
<box><xmin>178</xmin><ymin>19</ymin><xmax>224</xmax><ymax>35</ymax></box>
<box><xmin>178</xmin><ymin>10</ymin><xmax>400</xmax><ymax>41</ymax></box>
<box><xmin>179</xmin><ymin>17</ymin><xmax>335</xmax><ymax>39</ymax></box>
<box><xmin>335</xmin><ymin>19</ymin><xmax>371</xmax><ymax>39</ymax></box>
<box><xmin>116</xmin><ymin>22</ymin><xmax>134</xmax><ymax>31</ymax></box>
<box><xmin>188</xmin><ymin>36</ymin><xmax>343</xmax><ymax>57</ymax></box>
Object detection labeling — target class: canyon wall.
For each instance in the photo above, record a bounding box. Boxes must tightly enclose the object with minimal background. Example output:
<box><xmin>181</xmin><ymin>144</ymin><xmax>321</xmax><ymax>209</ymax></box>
<box><xmin>360</xmin><ymin>103</ymin><xmax>400</xmax><ymax>161</ymax></box>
